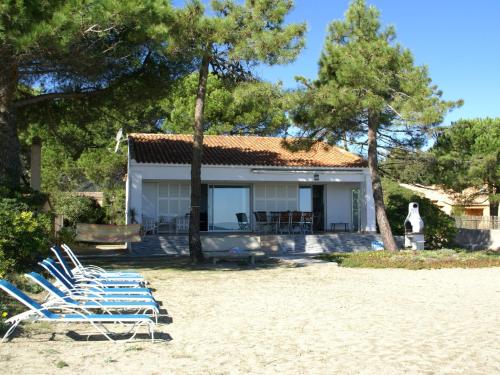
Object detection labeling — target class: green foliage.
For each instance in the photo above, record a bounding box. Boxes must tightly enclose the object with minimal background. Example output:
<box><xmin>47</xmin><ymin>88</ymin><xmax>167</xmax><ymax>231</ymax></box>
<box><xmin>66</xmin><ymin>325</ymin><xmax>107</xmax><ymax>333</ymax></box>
<box><xmin>291</xmin><ymin>0</ymin><xmax>461</xmax><ymax>148</ymax></box>
<box><xmin>0</xmin><ymin>196</ymin><xmax>51</xmax><ymax>277</ymax></box>
<box><xmin>161</xmin><ymin>73</ymin><xmax>290</xmax><ymax>135</ymax></box>
<box><xmin>53</xmin><ymin>193</ymin><xmax>105</xmax><ymax>227</ymax></box>
<box><xmin>1</xmin><ymin>0</ymin><xmax>195</xmax><ymax>189</ymax></box>
<box><xmin>57</xmin><ymin>227</ymin><xmax>77</xmax><ymax>245</ymax></box>
<box><xmin>167</xmin><ymin>0</ymin><xmax>306</xmax><ymax>67</ymax></box>
<box><xmin>382</xmin><ymin>179</ymin><xmax>457</xmax><ymax>249</ymax></box>
<box><xmin>318</xmin><ymin>249</ymin><xmax>500</xmax><ymax>269</ymax></box>
<box><xmin>0</xmin><ymin>300</ymin><xmax>8</xmax><ymax>333</ymax></box>
<box><xmin>380</xmin><ymin>149</ymin><xmax>437</xmax><ymax>185</ymax></box>
<box><xmin>78</xmin><ymin>149</ymin><xmax>127</xmax><ymax>190</ymax></box>
<box><xmin>430</xmin><ymin>118</ymin><xmax>500</xmax><ymax>214</ymax></box>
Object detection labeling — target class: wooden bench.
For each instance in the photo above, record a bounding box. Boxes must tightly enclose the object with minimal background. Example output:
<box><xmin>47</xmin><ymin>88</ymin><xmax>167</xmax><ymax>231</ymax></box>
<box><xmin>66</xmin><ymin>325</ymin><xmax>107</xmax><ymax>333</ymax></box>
<box><xmin>201</xmin><ymin>235</ymin><xmax>265</xmax><ymax>264</ymax></box>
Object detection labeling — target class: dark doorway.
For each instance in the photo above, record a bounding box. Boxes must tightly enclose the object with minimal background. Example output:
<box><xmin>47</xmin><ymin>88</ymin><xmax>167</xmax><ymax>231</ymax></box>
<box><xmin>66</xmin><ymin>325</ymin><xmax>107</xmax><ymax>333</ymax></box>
<box><xmin>200</xmin><ymin>184</ymin><xmax>208</xmax><ymax>231</ymax></box>
<box><xmin>312</xmin><ymin>185</ymin><xmax>324</xmax><ymax>232</ymax></box>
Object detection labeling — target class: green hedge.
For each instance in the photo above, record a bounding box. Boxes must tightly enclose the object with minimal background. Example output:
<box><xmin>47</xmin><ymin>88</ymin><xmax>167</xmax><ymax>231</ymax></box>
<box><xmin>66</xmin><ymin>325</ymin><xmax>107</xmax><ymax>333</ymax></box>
<box><xmin>383</xmin><ymin>179</ymin><xmax>457</xmax><ymax>249</ymax></box>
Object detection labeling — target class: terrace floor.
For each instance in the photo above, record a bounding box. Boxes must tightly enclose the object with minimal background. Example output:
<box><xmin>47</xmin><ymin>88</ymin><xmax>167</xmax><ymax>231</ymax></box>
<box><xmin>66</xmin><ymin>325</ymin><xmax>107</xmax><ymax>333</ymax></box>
<box><xmin>130</xmin><ymin>232</ymin><xmax>394</xmax><ymax>256</ymax></box>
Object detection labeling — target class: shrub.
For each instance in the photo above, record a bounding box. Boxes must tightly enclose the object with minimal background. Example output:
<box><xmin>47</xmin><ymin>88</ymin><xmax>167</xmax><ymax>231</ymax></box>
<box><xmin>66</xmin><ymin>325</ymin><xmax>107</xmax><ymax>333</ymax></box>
<box><xmin>0</xmin><ymin>197</ymin><xmax>52</xmax><ymax>278</ymax></box>
<box><xmin>54</xmin><ymin>193</ymin><xmax>105</xmax><ymax>227</ymax></box>
<box><xmin>57</xmin><ymin>226</ymin><xmax>77</xmax><ymax>245</ymax></box>
<box><xmin>383</xmin><ymin>179</ymin><xmax>457</xmax><ymax>249</ymax></box>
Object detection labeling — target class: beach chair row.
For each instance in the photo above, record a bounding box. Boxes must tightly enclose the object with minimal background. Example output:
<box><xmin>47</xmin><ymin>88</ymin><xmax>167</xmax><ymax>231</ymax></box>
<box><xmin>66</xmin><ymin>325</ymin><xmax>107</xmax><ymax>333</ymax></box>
<box><xmin>0</xmin><ymin>244</ymin><xmax>159</xmax><ymax>343</ymax></box>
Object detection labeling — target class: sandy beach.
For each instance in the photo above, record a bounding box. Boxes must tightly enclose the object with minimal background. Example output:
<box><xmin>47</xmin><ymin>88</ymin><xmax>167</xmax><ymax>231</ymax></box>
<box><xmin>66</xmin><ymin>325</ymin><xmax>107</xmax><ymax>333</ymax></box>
<box><xmin>1</xmin><ymin>261</ymin><xmax>499</xmax><ymax>374</ymax></box>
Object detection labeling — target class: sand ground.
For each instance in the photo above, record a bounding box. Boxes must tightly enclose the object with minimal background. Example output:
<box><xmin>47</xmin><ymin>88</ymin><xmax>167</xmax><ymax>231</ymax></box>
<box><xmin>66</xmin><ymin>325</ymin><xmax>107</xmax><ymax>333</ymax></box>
<box><xmin>0</xmin><ymin>261</ymin><xmax>499</xmax><ymax>375</ymax></box>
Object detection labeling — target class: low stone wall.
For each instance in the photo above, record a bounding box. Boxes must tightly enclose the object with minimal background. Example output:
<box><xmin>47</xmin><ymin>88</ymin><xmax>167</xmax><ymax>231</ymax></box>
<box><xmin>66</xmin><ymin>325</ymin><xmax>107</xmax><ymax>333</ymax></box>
<box><xmin>454</xmin><ymin>229</ymin><xmax>500</xmax><ymax>250</ymax></box>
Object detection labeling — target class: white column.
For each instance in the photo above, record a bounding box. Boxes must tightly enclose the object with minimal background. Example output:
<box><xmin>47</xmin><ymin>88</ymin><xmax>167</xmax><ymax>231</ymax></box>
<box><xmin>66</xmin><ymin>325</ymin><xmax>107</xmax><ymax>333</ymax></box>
<box><xmin>364</xmin><ymin>170</ymin><xmax>376</xmax><ymax>232</ymax></box>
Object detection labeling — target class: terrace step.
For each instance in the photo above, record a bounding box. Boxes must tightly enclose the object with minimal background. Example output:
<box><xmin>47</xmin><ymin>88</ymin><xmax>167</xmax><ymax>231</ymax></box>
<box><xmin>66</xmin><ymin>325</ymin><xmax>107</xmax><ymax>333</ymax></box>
<box><xmin>131</xmin><ymin>233</ymin><xmax>404</xmax><ymax>256</ymax></box>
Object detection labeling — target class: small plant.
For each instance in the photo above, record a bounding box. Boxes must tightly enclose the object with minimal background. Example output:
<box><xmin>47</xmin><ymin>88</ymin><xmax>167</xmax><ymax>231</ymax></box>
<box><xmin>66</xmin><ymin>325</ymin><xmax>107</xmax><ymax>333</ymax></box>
<box><xmin>125</xmin><ymin>345</ymin><xmax>144</xmax><ymax>352</ymax></box>
<box><xmin>55</xmin><ymin>360</ymin><xmax>69</xmax><ymax>368</ymax></box>
<box><xmin>0</xmin><ymin>304</ymin><xmax>8</xmax><ymax>334</ymax></box>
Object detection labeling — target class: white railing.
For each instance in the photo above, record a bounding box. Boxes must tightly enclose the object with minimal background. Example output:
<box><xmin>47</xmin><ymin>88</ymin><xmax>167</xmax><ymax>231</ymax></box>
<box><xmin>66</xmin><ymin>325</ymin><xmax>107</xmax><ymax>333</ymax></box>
<box><xmin>453</xmin><ymin>215</ymin><xmax>500</xmax><ymax>230</ymax></box>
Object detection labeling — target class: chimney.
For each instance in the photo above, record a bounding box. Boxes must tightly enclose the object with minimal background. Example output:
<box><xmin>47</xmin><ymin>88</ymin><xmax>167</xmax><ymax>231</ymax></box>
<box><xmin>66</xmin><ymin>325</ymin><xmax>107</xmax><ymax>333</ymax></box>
<box><xmin>31</xmin><ymin>136</ymin><xmax>42</xmax><ymax>191</ymax></box>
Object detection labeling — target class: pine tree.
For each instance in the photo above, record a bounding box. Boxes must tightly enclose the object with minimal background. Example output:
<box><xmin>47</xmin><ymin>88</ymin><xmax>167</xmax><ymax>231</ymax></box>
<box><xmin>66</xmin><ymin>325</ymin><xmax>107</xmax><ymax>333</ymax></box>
<box><xmin>167</xmin><ymin>0</ymin><xmax>305</xmax><ymax>262</ymax></box>
<box><xmin>0</xmin><ymin>0</ymin><xmax>184</xmax><ymax>191</ymax></box>
<box><xmin>291</xmin><ymin>0</ymin><xmax>460</xmax><ymax>250</ymax></box>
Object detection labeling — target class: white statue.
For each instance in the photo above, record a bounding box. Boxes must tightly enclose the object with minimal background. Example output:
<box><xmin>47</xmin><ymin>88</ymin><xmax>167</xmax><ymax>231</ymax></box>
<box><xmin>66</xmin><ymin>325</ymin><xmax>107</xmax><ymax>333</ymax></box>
<box><xmin>404</xmin><ymin>202</ymin><xmax>424</xmax><ymax>233</ymax></box>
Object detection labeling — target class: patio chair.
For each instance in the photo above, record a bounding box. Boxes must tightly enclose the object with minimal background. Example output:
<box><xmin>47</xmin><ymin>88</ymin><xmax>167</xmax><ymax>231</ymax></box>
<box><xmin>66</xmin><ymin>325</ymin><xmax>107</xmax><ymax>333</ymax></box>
<box><xmin>60</xmin><ymin>244</ymin><xmax>142</xmax><ymax>279</ymax></box>
<box><xmin>52</xmin><ymin>245</ymin><xmax>145</xmax><ymax>283</ymax></box>
<box><xmin>236</xmin><ymin>212</ymin><xmax>250</xmax><ymax>231</ymax></box>
<box><xmin>290</xmin><ymin>211</ymin><xmax>303</xmax><ymax>234</ymax></box>
<box><xmin>253</xmin><ymin>211</ymin><xmax>270</xmax><ymax>233</ymax></box>
<box><xmin>278</xmin><ymin>211</ymin><xmax>291</xmax><ymax>234</ymax></box>
<box><xmin>158</xmin><ymin>215</ymin><xmax>176</xmax><ymax>233</ymax></box>
<box><xmin>269</xmin><ymin>212</ymin><xmax>281</xmax><ymax>234</ymax></box>
<box><xmin>176</xmin><ymin>213</ymin><xmax>190</xmax><ymax>233</ymax></box>
<box><xmin>141</xmin><ymin>215</ymin><xmax>158</xmax><ymax>235</ymax></box>
<box><xmin>25</xmin><ymin>273</ymin><xmax>159</xmax><ymax>323</ymax></box>
<box><xmin>39</xmin><ymin>259</ymin><xmax>152</xmax><ymax>296</ymax></box>
<box><xmin>302</xmin><ymin>212</ymin><xmax>314</xmax><ymax>234</ymax></box>
<box><xmin>0</xmin><ymin>280</ymin><xmax>156</xmax><ymax>343</ymax></box>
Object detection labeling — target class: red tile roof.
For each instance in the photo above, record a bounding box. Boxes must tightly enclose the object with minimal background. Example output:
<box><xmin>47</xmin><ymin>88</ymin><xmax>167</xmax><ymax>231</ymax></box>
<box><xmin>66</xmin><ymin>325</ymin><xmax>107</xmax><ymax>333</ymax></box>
<box><xmin>129</xmin><ymin>133</ymin><xmax>366</xmax><ymax>168</ymax></box>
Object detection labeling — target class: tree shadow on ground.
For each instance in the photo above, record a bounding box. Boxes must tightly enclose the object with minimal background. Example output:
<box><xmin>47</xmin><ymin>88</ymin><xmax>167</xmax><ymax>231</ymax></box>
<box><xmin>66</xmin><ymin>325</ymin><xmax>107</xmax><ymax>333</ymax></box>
<box><xmin>89</xmin><ymin>255</ymin><xmax>288</xmax><ymax>273</ymax></box>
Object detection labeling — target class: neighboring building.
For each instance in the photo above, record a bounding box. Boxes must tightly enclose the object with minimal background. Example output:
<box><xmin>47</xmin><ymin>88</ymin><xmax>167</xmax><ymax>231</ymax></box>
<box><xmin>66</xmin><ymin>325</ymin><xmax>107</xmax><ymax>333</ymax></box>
<box><xmin>399</xmin><ymin>183</ymin><xmax>490</xmax><ymax>217</ymax></box>
<box><xmin>126</xmin><ymin>134</ymin><xmax>376</xmax><ymax>233</ymax></box>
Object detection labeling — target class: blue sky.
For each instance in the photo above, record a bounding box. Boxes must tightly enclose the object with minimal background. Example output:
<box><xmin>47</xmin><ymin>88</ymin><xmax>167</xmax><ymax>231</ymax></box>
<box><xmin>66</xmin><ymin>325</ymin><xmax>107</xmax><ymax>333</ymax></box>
<box><xmin>254</xmin><ymin>0</ymin><xmax>500</xmax><ymax>125</ymax></box>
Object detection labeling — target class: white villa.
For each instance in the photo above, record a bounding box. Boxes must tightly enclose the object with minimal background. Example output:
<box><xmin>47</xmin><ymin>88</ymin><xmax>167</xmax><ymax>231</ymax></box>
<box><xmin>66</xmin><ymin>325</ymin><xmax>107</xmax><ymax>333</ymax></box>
<box><xmin>126</xmin><ymin>134</ymin><xmax>376</xmax><ymax>238</ymax></box>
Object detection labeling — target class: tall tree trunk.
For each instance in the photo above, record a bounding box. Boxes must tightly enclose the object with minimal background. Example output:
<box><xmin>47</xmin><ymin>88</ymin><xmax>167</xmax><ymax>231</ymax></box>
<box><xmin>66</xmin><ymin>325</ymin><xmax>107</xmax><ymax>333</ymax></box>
<box><xmin>189</xmin><ymin>55</ymin><xmax>210</xmax><ymax>263</ymax></box>
<box><xmin>367</xmin><ymin>113</ymin><xmax>398</xmax><ymax>251</ymax></box>
<box><xmin>489</xmin><ymin>185</ymin><xmax>498</xmax><ymax>216</ymax></box>
<box><xmin>0</xmin><ymin>58</ymin><xmax>21</xmax><ymax>192</ymax></box>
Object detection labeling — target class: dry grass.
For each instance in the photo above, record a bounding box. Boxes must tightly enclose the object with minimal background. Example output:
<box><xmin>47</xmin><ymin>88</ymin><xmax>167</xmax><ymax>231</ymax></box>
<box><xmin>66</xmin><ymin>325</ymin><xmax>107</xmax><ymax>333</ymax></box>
<box><xmin>319</xmin><ymin>249</ymin><xmax>500</xmax><ymax>269</ymax></box>
<box><xmin>0</xmin><ymin>260</ymin><xmax>499</xmax><ymax>374</ymax></box>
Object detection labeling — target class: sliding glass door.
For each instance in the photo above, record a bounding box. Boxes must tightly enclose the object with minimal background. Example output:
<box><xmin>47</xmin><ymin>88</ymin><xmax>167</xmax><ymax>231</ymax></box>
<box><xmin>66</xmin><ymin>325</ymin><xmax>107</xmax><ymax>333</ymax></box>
<box><xmin>207</xmin><ymin>185</ymin><xmax>250</xmax><ymax>231</ymax></box>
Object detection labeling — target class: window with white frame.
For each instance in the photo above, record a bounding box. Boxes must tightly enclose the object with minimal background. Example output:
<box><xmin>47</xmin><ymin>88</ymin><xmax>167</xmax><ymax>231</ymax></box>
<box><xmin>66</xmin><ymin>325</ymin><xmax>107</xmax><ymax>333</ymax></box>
<box><xmin>254</xmin><ymin>183</ymin><xmax>298</xmax><ymax>212</ymax></box>
<box><xmin>157</xmin><ymin>182</ymin><xmax>190</xmax><ymax>219</ymax></box>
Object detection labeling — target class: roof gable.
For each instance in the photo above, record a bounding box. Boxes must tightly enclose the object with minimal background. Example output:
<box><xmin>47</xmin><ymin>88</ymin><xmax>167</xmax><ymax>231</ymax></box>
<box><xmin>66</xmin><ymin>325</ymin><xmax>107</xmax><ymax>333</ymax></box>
<box><xmin>129</xmin><ymin>134</ymin><xmax>366</xmax><ymax>168</ymax></box>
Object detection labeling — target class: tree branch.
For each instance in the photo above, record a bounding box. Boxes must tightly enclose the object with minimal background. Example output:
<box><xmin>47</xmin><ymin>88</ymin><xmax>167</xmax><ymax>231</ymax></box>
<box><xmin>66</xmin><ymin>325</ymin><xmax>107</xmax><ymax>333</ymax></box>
<box><xmin>12</xmin><ymin>90</ymin><xmax>107</xmax><ymax>108</ymax></box>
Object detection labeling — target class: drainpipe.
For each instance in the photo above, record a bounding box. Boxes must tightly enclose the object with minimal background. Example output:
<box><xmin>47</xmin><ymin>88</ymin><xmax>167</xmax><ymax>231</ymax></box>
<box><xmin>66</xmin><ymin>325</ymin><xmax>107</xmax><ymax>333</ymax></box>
<box><xmin>31</xmin><ymin>136</ymin><xmax>42</xmax><ymax>191</ymax></box>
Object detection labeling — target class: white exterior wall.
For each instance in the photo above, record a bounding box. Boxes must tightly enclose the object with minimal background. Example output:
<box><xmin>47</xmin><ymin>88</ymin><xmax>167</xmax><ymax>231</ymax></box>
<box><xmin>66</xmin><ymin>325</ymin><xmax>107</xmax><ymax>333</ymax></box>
<box><xmin>325</xmin><ymin>182</ymin><xmax>359</xmax><ymax>230</ymax></box>
<box><xmin>126</xmin><ymin>161</ymin><xmax>377</xmax><ymax>232</ymax></box>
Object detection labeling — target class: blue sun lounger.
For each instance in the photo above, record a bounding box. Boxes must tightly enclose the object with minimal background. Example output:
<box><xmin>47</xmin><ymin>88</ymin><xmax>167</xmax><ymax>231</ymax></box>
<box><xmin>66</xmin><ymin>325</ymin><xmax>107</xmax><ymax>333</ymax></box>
<box><xmin>43</xmin><ymin>258</ymin><xmax>144</xmax><ymax>288</ymax></box>
<box><xmin>60</xmin><ymin>243</ymin><xmax>143</xmax><ymax>278</ymax></box>
<box><xmin>25</xmin><ymin>272</ymin><xmax>159</xmax><ymax>323</ymax></box>
<box><xmin>38</xmin><ymin>258</ymin><xmax>152</xmax><ymax>297</ymax></box>
<box><xmin>0</xmin><ymin>280</ymin><xmax>156</xmax><ymax>343</ymax></box>
<box><xmin>51</xmin><ymin>245</ymin><xmax>145</xmax><ymax>282</ymax></box>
